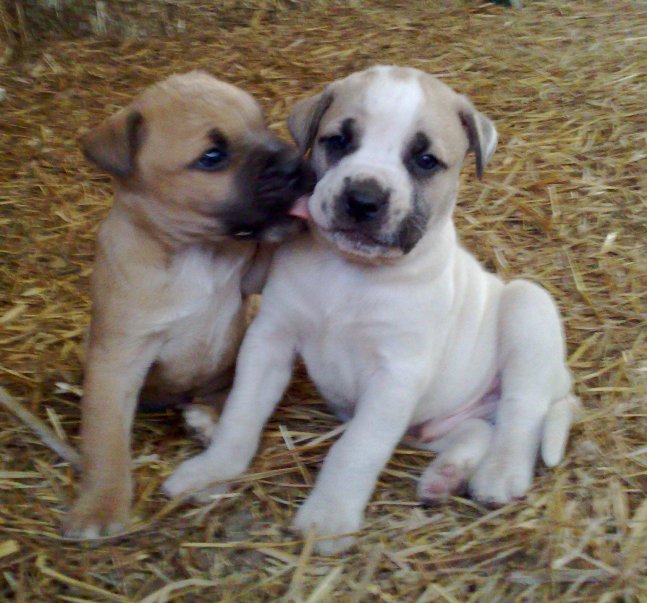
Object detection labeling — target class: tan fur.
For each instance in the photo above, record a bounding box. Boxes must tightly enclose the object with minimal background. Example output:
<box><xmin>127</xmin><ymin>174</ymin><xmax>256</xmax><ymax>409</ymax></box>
<box><xmin>64</xmin><ymin>71</ymin><xmax>302</xmax><ymax>539</ymax></box>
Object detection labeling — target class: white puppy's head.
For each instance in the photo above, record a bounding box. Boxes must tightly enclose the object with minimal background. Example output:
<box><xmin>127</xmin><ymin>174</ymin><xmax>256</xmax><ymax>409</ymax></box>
<box><xmin>288</xmin><ymin>65</ymin><xmax>497</xmax><ymax>263</ymax></box>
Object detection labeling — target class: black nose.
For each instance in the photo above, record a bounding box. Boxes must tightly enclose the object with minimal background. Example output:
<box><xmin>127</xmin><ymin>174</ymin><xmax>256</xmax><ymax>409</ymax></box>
<box><xmin>342</xmin><ymin>180</ymin><xmax>389</xmax><ymax>223</ymax></box>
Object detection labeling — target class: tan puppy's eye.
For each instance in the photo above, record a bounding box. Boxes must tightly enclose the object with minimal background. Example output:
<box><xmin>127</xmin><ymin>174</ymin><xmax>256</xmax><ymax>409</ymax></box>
<box><xmin>193</xmin><ymin>146</ymin><xmax>228</xmax><ymax>171</ymax></box>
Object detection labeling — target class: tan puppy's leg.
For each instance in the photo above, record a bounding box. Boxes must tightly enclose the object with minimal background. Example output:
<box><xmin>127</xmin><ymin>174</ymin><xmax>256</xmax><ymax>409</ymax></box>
<box><xmin>64</xmin><ymin>335</ymin><xmax>160</xmax><ymax>538</ymax></box>
<box><xmin>416</xmin><ymin>418</ymin><xmax>492</xmax><ymax>503</ymax></box>
<box><xmin>182</xmin><ymin>396</ymin><xmax>225</xmax><ymax>445</ymax></box>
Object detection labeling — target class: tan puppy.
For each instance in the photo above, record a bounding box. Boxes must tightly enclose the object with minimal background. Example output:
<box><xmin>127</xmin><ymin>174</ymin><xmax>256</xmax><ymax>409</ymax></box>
<box><xmin>64</xmin><ymin>71</ymin><xmax>312</xmax><ymax>539</ymax></box>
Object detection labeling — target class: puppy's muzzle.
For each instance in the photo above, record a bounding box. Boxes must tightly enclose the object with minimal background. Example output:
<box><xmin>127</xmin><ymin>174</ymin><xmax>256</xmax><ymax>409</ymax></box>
<box><xmin>257</xmin><ymin>148</ymin><xmax>307</xmax><ymax>192</ymax></box>
<box><xmin>323</xmin><ymin>177</ymin><xmax>421</xmax><ymax>258</ymax></box>
<box><xmin>226</xmin><ymin>141</ymin><xmax>315</xmax><ymax>242</ymax></box>
<box><xmin>253</xmin><ymin>141</ymin><xmax>315</xmax><ymax>207</ymax></box>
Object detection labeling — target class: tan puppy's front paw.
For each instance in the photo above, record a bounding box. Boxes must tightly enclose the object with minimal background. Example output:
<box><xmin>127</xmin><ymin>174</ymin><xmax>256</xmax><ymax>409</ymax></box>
<box><xmin>63</xmin><ymin>489</ymin><xmax>130</xmax><ymax>539</ymax></box>
<box><xmin>292</xmin><ymin>494</ymin><xmax>362</xmax><ymax>555</ymax></box>
<box><xmin>469</xmin><ymin>452</ymin><xmax>533</xmax><ymax>505</ymax></box>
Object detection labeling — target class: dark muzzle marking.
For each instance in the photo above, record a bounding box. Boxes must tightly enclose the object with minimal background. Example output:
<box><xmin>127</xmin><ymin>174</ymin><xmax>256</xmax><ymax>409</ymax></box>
<box><xmin>222</xmin><ymin>142</ymin><xmax>315</xmax><ymax>240</ymax></box>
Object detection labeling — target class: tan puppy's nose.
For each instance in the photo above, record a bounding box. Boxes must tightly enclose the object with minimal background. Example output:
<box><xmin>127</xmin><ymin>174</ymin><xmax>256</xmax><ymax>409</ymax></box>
<box><xmin>259</xmin><ymin>147</ymin><xmax>305</xmax><ymax>184</ymax></box>
<box><xmin>256</xmin><ymin>141</ymin><xmax>317</xmax><ymax>203</ymax></box>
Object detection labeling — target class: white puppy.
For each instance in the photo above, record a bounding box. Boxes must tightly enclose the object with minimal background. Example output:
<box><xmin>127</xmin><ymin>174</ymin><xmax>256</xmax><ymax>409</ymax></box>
<box><xmin>164</xmin><ymin>66</ymin><xmax>580</xmax><ymax>554</ymax></box>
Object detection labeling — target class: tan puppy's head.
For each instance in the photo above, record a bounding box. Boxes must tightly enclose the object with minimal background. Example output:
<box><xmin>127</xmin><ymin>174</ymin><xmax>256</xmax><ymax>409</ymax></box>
<box><xmin>83</xmin><ymin>71</ymin><xmax>314</xmax><ymax>244</ymax></box>
<box><xmin>288</xmin><ymin>65</ymin><xmax>497</xmax><ymax>263</ymax></box>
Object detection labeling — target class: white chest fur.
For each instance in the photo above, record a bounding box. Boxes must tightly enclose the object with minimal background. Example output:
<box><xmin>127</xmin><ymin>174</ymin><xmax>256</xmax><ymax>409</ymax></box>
<box><xmin>265</xmin><ymin>229</ymin><xmax>503</xmax><ymax>425</ymax></box>
<box><xmin>154</xmin><ymin>245</ymin><xmax>253</xmax><ymax>389</ymax></box>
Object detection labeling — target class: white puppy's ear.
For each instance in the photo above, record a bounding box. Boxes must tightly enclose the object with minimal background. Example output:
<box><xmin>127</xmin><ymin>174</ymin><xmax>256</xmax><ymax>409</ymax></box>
<box><xmin>288</xmin><ymin>89</ymin><xmax>334</xmax><ymax>153</ymax></box>
<box><xmin>82</xmin><ymin>108</ymin><xmax>144</xmax><ymax>178</ymax></box>
<box><xmin>458</xmin><ymin>98</ymin><xmax>497</xmax><ymax>179</ymax></box>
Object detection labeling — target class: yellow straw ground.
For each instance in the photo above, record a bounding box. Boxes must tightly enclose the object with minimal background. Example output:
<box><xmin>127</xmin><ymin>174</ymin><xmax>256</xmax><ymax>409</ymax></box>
<box><xmin>0</xmin><ymin>1</ymin><xmax>645</xmax><ymax>601</ymax></box>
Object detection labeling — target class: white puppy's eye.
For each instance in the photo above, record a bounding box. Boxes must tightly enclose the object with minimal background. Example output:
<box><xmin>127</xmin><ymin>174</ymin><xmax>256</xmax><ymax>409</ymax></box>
<box><xmin>415</xmin><ymin>153</ymin><xmax>439</xmax><ymax>171</ymax></box>
<box><xmin>321</xmin><ymin>133</ymin><xmax>351</xmax><ymax>152</ymax></box>
<box><xmin>406</xmin><ymin>132</ymin><xmax>446</xmax><ymax>178</ymax></box>
<box><xmin>319</xmin><ymin>118</ymin><xmax>356</xmax><ymax>158</ymax></box>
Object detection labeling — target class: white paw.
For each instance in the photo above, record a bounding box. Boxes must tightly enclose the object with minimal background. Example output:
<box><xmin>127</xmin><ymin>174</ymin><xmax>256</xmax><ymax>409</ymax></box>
<box><xmin>183</xmin><ymin>406</ymin><xmax>217</xmax><ymax>444</ymax></box>
<box><xmin>469</xmin><ymin>451</ymin><xmax>533</xmax><ymax>505</ymax></box>
<box><xmin>417</xmin><ymin>462</ymin><xmax>467</xmax><ymax>503</ymax></box>
<box><xmin>163</xmin><ymin>453</ymin><xmax>225</xmax><ymax>498</ymax></box>
<box><xmin>292</xmin><ymin>493</ymin><xmax>362</xmax><ymax>555</ymax></box>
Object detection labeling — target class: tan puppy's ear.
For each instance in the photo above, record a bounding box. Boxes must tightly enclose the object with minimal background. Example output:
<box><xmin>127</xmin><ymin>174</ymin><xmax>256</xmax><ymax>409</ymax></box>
<box><xmin>458</xmin><ymin>98</ymin><xmax>497</xmax><ymax>179</ymax></box>
<box><xmin>288</xmin><ymin>89</ymin><xmax>334</xmax><ymax>153</ymax></box>
<box><xmin>82</xmin><ymin>109</ymin><xmax>144</xmax><ymax>178</ymax></box>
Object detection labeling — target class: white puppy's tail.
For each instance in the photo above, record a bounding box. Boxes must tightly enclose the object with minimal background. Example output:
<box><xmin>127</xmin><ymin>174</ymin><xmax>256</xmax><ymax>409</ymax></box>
<box><xmin>541</xmin><ymin>394</ymin><xmax>582</xmax><ymax>467</ymax></box>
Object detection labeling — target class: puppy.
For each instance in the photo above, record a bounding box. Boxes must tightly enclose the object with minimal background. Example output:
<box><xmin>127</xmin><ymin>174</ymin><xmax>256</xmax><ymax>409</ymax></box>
<box><xmin>64</xmin><ymin>71</ymin><xmax>312</xmax><ymax>539</ymax></box>
<box><xmin>163</xmin><ymin>66</ymin><xmax>580</xmax><ymax>554</ymax></box>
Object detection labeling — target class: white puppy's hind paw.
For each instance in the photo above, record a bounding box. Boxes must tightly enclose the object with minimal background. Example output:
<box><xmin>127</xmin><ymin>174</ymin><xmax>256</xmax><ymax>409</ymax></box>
<box><xmin>417</xmin><ymin>462</ymin><xmax>467</xmax><ymax>503</ymax></box>
<box><xmin>292</xmin><ymin>494</ymin><xmax>362</xmax><ymax>555</ymax></box>
<box><xmin>469</xmin><ymin>452</ymin><xmax>533</xmax><ymax>505</ymax></box>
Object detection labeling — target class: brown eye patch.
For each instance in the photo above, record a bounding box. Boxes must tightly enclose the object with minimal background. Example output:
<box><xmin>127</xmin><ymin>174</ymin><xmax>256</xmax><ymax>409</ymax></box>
<box><xmin>404</xmin><ymin>131</ymin><xmax>446</xmax><ymax>179</ymax></box>
<box><xmin>319</xmin><ymin>118</ymin><xmax>358</xmax><ymax>163</ymax></box>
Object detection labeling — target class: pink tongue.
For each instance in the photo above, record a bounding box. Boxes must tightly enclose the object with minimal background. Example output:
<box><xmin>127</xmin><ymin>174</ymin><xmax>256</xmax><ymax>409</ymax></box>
<box><xmin>288</xmin><ymin>195</ymin><xmax>311</xmax><ymax>221</ymax></box>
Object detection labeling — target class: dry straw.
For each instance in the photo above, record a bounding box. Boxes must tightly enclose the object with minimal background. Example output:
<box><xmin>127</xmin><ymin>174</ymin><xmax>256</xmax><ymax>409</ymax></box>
<box><xmin>1</xmin><ymin>1</ymin><xmax>645</xmax><ymax>601</ymax></box>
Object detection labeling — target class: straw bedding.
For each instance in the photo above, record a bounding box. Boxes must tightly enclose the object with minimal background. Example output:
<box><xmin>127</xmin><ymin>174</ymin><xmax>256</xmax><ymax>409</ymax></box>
<box><xmin>0</xmin><ymin>1</ymin><xmax>645</xmax><ymax>601</ymax></box>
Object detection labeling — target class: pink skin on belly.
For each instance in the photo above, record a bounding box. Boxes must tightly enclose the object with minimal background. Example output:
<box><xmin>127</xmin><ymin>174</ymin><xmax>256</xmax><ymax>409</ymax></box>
<box><xmin>407</xmin><ymin>377</ymin><xmax>501</xmax><ymax>443</ymax></box>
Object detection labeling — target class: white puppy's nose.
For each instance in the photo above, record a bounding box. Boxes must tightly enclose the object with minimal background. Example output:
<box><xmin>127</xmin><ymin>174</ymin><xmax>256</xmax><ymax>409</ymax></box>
<box><xmin>341</xmin><ymin>179</ymin><xmax>389</xmax><ymax>223</ymax></box>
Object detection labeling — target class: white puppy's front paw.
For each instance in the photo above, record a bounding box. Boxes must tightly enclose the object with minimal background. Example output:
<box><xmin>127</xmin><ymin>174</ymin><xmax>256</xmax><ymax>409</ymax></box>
<box><xmin>163</xmin><ymin>453</ymin><xmax>225</xmax><ymax>498</ymax></box>
<box><xmin>292</xmin><ymin>494</ymin><xmax>362</xmax><ymax>555</ymax></box>
<box><xmin>469</xmin><ymin>451</ymin><xmax>533</xmax><ymax>505</ymax></box>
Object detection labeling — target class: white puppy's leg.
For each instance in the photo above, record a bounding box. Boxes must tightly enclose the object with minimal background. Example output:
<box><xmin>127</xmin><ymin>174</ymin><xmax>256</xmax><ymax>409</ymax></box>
<box><xmin>293</xmin><ymin>370</ymin><xmax>420</xmax><ymax>555</ymax></box>
<box><xmin>417</xmin><ymin>418</ymin><xmax>492</xmax><ymax>503</ymax></box>
<box><xmin>470</xmin><ymin>280</ymin><xmax>571</xmax><ymax>505</ymax></box>
<box><xmin>163</xmin><ymin>319</ymin><xmax>296</xmax><ymax>497</ymax></box>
